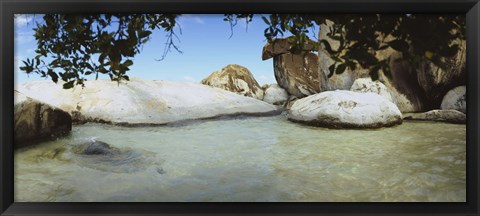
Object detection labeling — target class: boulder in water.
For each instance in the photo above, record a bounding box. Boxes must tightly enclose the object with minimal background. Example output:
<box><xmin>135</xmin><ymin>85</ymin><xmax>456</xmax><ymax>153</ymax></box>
<box><xmin>441</xmin><ymin>86</ymin><xmax>466</xmax><ymax>114</ymax></box>
<box><xmin>14</xmin><ymin>90</ymin><xmax>72</xmax><ymax>148</ymax></box>
<box><xmin>288</xmin><ymin>90</ymin><xmax>402</xmax><ymax>128</ymax></box>
<box><xmin>17</xmin><ymin>78</ymin><xmax>281</xmax><ymax>125</ymax></box>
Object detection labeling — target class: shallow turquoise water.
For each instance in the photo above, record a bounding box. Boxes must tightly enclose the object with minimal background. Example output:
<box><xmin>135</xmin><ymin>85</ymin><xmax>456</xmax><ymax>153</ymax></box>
<box><xmin>14</xmin><ymin>115</ymin><xmax>466</xmax><ymax>202</ymax></box>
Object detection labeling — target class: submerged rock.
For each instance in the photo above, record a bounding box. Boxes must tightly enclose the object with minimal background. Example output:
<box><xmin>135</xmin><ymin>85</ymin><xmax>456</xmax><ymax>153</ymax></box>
<box><xmin>73</xmin><ymin>139</ymin><xmax>120</xmax><ymax>156</ymax></box>
<box><xmin>288</xmin><ymin>90</ymin><xmax>402</xmax><ymax>128</ymax></box>
<box><xmin>71</xmin><ymin>139</ymin><xmax>162</xmax><ymax>173</ymax></box>
<box><xmin>14</xmin><ymin>91</ymin><xmax>72</xmax><ymax>148</ymax></box>
<box><xmin>441</xmin><ymin>86</ymin><xmax>466</xmax><ymax>114</ymax></box>
<box><xmin>403</xmin><ymin>110</ymin><xmax>466</xmax><ymax>124</ymax></box>
<box><xmin>201</xmin><ymin>64</ymin><xmax>264</xmax><ymax>100</ymax></box>
<box><xmin>17</xmin><ymin>78</ymin><xmax>281</xmax><ymax>126</ymax></box>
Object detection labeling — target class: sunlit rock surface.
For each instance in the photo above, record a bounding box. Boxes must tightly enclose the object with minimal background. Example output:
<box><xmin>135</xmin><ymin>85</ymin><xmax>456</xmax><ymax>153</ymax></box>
<box><xmin>403</xmin><ymin>110</ymin><xmax>466</xmax><ymax>124</ymax></box>
<box><xmin>17</xmin><ymin>78</ymin><xmax>281</xmax><ymax>126</ymax></box>
<box><xmin>262</xmin><ymin>84</ymin><xmax>289</xmax><ymax>105</ymax></box>
<box><xmin>288</xmin><ymin>90</ymin><xmax>402</xmax><ymax>128</ymax></box>
<box><xmin>14</xmin><ymin>91</ymin><xmax>72</xmax><ymax>147</ymax></box>
<box><xmin>350</xmin><ymin>78</ymin><xmax>394</xmax><ymax>103</ymax></box>
<box><xmin>201</xmin><ymin>64</ymin><xmax>264</xmax><ymax>100</ymax></box>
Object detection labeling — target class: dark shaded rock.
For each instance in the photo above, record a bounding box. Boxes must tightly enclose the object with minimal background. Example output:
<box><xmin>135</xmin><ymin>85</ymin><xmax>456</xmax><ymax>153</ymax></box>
<box><xmin>273</xmin><ymin>52</ymin><xmax>321</xmax><ymax>98</ymax></box>
<box><xmin>441</xmin><ymin>86</ymin><xmax>466</xmax><ymax>114</ymax></box>
<box><xmin>74</xmin><ymin>140</ymin><xmax>120</xmax><ymax>156</ymax></box>
<box><xmin>317</xmin><ymin>17</ymin><xmax>466</xmax><ymax>112</ymax></box>
<box><xmin>14</xmin><ymin>91</ymin><xmax>72</xmax><ymax>148</ymax></box>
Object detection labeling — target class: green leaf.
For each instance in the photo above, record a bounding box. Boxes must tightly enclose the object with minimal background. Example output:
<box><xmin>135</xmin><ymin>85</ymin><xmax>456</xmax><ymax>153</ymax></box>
<box><xmin>388</xmin><ymin>39</ymin><xmax>409</xmax><ymax>52</ymax></box>
<box><xmin>47</xmin><ymin>70</ymin><xmax>59</xmax><ymax>83</ymax></box>
<box><xmin>139</xmin><ymin>30</ymin><xmax>152</xmax><ymax>38</ymax></box>
<box><xmin>261</xmin><ymin>16</ymin><xmax>270</xmax><ymax>25</ymax></box>
<box><xmin>336</xmin><ymin>64</ymin><xmax>347</xmax><ymax>74</ymax></box>
<box><xmin>123</xmin><ymin>60</ymin><xmax>133</xmax><ymax>67</ymax></box>
<box><xmin>63</xmin><ymin>80</ymin><xmax>75</xmax><ymax>89</ymax></box>
<box><xmin>319</xmin><ymin>39</ymin><xmax>337</xmax><ymax>54</ymax></box>
<box><xmin>369</xmin><ymin>65</ymin><xmax>381</xmax><ymax>81</ymax></box>
<box><xmin>328</xmin><ymin>63</ymin><xmax>336</xmax><ymax>78</ymax></box>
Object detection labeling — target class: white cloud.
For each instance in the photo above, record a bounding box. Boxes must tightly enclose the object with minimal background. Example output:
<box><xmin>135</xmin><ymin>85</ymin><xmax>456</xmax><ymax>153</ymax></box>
<box><xmin>257</xmin><ymin>74</ymin><xmax>276</xmax><ymax>85</ymax></box>
<box><xmin>14</xmin><ymin>15</ymin><xmax>33</xmax><ymax>27</ymax></box>
<box><xmin>15</xmin><ymin>31</ymin><xmax>34</xmax><ymax>44</ymax></box>
<box><xmin>192</xmin><ymin>17</ymin><xmax>205</xmax><ymax>25</ymax></box>
<box><xmin>14</xmin><ymin>55</ymin><xmax>23</xmax><ymax>74</ymax></box>
<box><xmin>183</xmin><ymin>75</ymin><xmax>196</xmax><ymax>82</ymax></box>
<box><xmin>177</xmin><ymin>14</ymin><xmax>206</xmax><ymax>29</ymax></box>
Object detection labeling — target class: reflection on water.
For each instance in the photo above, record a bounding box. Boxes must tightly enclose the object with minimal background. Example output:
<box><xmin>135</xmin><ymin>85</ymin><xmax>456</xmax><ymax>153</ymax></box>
<box><xmin>14</xmin><ymin>115</ymin><xmax>466</xmax><ymax>202</ymax></box>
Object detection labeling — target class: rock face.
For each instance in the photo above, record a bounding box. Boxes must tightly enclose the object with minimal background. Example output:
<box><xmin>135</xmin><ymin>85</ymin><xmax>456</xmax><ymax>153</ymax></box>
<box><xmin>17</xmin><ymin>78</ymin><xmax>281</xmax><ymax>126</ymax></box>
<box><xmin>318</xmin><ymin>19</ymin><xmax>370</xmax><ymax>91</ymax></box>
<box><xmin>350</xmin><ymin>78</ymin><xmax>394</xmax><ymax>103</ymax></box>
<box><xmin>262</xmin><ymin>84</ymin><xmax>289</xmax><ymax>105</ymax></box>
<box><xmin>14</xmin><ymin>91</ymin><xmax>72</xmax><ymax>147</ymax></box>
<box><xmin>273</xmin><ymin>52</ymin><xmax>321</xmax><ymax>98</ymax></box>
<box><xmin>416</xmin><ymin>39</ymin><xmax>467</xmax><ymax>108</ymax></box>
<box><xmin>201</xmin><ymin>64</ymin><xmax>264</xmax><ymax>100</ymax></box>
<box><xmin>262</xmin><ymin>37</ymin><xmax>322</xmax><ymax>98</ymax></box>
<box><xmin>288</xmin><ymin>90</ymin><xmax>402</xmax><ymax>128</ymax></box>
<box><xmin>403</xmin><ymin>110</ymin><xmax>466</xmax><ymax>124</ymax></box>
<box><xmin>441</xmin><ymin>86</ymin><xmax>466</xmax><ymax>114</ymax></box>
<box><xmin>262</xmin><ymin>37</ymin><xmax>316</xmax><ymax>60</ymax></box>
<box><xmin>316</xmin><ymin>17</ymin><xmax>466</xmax><ymax>112</ymax></box>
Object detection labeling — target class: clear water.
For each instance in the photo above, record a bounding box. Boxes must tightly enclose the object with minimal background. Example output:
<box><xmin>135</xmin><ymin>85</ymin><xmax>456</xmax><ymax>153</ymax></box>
<box><xmin>14</xmin><ymin>114</ymin><xmax>466</xmax><ymax>202</ymax></box>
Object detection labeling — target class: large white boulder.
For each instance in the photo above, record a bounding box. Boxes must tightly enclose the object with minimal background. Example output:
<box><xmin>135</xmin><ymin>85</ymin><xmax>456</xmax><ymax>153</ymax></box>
<box><xmin>288</xmin><ymin>90</ymin><xmax>402</xmax><ymax>128</ymax></box>
<box><xmin>441</xmin><ymin>86</ymin><xmax>466</xmax><ymax>114</ymax></box>
<box><xmin>14</xmin><ymin>91</ymin><xmax>72</xmax><ymax>147</ymax></box>
<box><xmin>262</xmin><ymin>84</ymin><xmax>289</xmax><ymax>105</ymax></box>
<box><xmin>17</xmin><ymin>78</ymin><xmax>281</xmax><ymax>126</ymax></box>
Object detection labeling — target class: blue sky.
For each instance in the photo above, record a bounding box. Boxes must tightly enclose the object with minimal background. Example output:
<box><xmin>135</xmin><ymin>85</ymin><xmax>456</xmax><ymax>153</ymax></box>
<box><xmin>14</xmin><ymin>14</ymin><xmax>295</xmax><ymax>86</ymax></box>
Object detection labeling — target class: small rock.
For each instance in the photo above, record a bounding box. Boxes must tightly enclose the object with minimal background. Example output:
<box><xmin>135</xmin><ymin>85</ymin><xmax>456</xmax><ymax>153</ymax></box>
<box><xmin>403</xmin><ymin>110</ymin><xmax>466</xmax><ymax>124</ymax></box>
<box><xmin>441</xmin><ymin>86</ymin><xmax>466</xmax><ymax>114</ymax></box>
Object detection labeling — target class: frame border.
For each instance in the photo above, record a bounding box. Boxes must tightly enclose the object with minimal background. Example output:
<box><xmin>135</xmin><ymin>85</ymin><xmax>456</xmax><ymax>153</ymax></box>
<box><xmin>1</xmin><ymin>0</ymin><xmax>479</xmax><ymax>215</ymax></box>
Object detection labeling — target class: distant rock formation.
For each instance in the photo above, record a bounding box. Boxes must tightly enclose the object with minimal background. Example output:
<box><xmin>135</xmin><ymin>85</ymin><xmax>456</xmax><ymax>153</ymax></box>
<box><xmin>288</xmin><ymin>90</ymin><xmax>402</xmax><ymax>128</ymax></box>
<box><xmin>201</xmin><ymin>64</ymin><xmax>264</xmax><ymax>100</ymax></box>
<box><xmin>14</xmin><ymin>91</ymin><xmax>72</xmax><ymax>147</ymax></box>
<box><xmin>17</xmin><ymin>78</ymin><xmax>281</xmax><ymax>126</ymax></box>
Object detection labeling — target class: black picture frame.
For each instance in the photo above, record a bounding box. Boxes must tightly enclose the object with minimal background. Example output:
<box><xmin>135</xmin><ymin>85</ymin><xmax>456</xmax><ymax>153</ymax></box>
<box><xmin>1</xmin><ymin>0</ymin><xmax>479</xmax><ymax>215</ymax></box>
